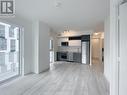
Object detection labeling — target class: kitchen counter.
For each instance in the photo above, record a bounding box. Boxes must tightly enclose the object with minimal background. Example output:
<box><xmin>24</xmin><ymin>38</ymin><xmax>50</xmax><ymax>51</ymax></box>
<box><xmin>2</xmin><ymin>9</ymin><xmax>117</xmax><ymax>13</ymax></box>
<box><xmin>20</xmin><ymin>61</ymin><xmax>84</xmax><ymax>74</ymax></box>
<box><xmin>57</xmin><ymin>51</ymin><xmax>81</xmax><ymax>63</ymax></box>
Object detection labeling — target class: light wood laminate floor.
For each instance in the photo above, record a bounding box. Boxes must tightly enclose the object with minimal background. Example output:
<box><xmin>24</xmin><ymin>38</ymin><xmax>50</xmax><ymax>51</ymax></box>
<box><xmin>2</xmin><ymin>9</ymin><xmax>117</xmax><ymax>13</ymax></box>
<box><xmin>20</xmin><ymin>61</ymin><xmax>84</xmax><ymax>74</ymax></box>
<box><xmin>0</xmin><ymin>62</ymin><xmax>109</xmax><ymax>95</ymax></box>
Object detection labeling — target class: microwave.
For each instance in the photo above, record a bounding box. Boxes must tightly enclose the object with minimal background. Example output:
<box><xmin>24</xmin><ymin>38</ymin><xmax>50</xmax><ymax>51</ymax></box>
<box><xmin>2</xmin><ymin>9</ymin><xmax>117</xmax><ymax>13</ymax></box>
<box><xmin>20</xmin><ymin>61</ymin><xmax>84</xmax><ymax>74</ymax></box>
<box><xmin>61</xmin><ymin>42</ymin><xmax>68</xmax><ymax>46</ymax></box>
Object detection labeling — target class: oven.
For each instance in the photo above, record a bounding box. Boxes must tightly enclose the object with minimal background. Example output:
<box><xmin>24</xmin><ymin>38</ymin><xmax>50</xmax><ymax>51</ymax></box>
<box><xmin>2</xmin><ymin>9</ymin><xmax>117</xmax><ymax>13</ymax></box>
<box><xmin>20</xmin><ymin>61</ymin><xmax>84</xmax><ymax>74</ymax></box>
<box><xmin>57</xmin><ymin>52</ymin><xmax>68</xmax><ymax>61</ymax></box>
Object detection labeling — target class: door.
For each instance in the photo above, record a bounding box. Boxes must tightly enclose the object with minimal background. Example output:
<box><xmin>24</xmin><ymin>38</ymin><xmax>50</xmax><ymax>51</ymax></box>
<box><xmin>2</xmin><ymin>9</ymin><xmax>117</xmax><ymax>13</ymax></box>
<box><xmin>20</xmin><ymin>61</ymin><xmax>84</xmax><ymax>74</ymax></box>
<box><xmin>0</xmin><ymin>22</ymin><xmax>20</xmax><ymax>82</ymax></box>
<box><xmin>119</xmin><ymin>2</ymin><xmax>127</xmax><ymax>95</ymax></box>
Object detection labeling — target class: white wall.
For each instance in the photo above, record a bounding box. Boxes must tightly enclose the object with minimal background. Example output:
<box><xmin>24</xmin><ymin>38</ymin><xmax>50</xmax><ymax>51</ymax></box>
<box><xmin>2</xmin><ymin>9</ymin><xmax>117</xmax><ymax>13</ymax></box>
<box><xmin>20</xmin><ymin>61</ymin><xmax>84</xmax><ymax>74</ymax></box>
<box><xmin>39</xmin><ymin>21</ymin><xmax>50</xmax><ymax>73</ymax></box>
<box><xmin>100</xmin><ymin>1</ymin><xmax>125</xmax><ymax>95</ymax></box>
<box><xmin>110</xmin><ymin>0</ymin><xmax>121</xmax><ymax>95</ymax></box>
<box><xmin>32</xmin><ymin>21</ymin><xmax>50</xmax><ymax>74</ymax></box>
<box><xmin>1</xmin><ymin>16</ymin><xmax>33</xmax><ymax>75</ymax></box>
<box><xmin>91</xmin><ymin>38</ymin><xmax>100</xmax><ymax>59</ymax></box>
<box><xmin>32</xmin><ymin>21</ymin><xmax>39</xmax><ymax>73</ymax></box>
<box><xmin>104</xmin><ymin>16</ymin><xmax>111</xmax><ymax>82</ymax></box>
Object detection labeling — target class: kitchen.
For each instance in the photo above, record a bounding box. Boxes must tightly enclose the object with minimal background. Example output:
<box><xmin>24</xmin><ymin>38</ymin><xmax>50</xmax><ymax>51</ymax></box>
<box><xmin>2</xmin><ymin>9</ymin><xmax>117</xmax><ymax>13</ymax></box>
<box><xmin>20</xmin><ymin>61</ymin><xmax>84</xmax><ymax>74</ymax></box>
<box><xmin>55</xmin><ymin>30</ymin><xmax>92</xmax><ymax>65</ymax></box>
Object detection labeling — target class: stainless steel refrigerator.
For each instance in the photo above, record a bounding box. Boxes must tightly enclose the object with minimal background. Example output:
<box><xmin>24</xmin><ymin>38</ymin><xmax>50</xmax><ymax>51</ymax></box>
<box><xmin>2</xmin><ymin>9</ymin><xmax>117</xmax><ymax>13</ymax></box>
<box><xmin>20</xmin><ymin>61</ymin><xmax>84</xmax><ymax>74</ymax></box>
<box><xmin>82</xmin><ymin>41</ymin><xmax>90</xmax><ymax>64</ymax></box>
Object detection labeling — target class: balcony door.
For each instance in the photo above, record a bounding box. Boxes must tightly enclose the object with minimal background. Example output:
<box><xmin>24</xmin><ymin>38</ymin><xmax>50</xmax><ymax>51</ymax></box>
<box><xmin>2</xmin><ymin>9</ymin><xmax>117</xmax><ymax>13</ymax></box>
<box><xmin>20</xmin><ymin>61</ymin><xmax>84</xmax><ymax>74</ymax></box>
<box><xmin>0</xmin><ymin>22</ymin><xmax>21</xmax><ymax>82</ymax></box>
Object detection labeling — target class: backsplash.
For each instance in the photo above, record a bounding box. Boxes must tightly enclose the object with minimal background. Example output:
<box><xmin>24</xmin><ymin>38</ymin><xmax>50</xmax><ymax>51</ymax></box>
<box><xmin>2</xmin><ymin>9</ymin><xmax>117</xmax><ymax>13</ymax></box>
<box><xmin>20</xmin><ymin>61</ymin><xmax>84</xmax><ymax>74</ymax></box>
<box><xmin>58</xmin><ymin>46</ymin><xmax>81</xmax><ymax>53</ymax></box>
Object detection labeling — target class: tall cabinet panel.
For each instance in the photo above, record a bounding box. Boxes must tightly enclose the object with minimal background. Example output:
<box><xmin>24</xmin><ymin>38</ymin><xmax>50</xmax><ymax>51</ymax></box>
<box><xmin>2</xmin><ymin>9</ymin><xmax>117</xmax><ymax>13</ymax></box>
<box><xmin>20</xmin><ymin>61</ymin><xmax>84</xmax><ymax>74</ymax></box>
<box><xmin>81</xmin><ymin>35</ymin><xmax>90</xmax><ymax>64</ymax></box>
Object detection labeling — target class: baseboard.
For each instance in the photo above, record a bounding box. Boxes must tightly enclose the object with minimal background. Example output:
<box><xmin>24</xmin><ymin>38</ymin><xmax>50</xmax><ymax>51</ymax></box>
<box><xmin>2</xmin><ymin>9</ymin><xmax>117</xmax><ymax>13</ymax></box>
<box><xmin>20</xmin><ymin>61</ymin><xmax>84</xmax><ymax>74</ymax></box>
<box><xmin>38</xmin><ymin>68</ymin><xmax>50</xmax><ymax>74</ymax></box>
<box><xmin>24</xmin><ymin>72</ymin><xmax>34</xmax><ymax>76</ymax></box>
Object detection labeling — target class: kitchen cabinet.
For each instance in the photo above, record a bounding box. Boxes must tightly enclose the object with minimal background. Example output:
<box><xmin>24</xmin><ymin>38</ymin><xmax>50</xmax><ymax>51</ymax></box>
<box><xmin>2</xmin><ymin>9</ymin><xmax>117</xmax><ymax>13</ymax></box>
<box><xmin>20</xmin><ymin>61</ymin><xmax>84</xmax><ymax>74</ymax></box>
<box><xmin>68</xmin><ymin>52</ymin><xmax>74</xmax><ymax>62</ymax></box>
<box><xmin>69</xmin><ymin>36</ymin><xmax>81</xmax><ymax>40</ymax></box>
<box><xmin>69</xmin><ymin>40</ymin><xmax>81</xmax><ymax>46</ymax></box>
<box><xmin>57</xmin><ymin>52</ymin><xmax>81</xmax><ymax>63</ymax></box>
<box><xmin>73</xmin><ymin>53</ymin><xmax>81</xmax><ymax>63</ymax></box>
<box><xmin>57</xmin><ymin>52</ymin><xmax>68</xmax><ymax>61</ymax></box>
<box><xmin>57</xmin><ymin>37</ymin><xmax>68</xmax><ymax>46</ymax></box>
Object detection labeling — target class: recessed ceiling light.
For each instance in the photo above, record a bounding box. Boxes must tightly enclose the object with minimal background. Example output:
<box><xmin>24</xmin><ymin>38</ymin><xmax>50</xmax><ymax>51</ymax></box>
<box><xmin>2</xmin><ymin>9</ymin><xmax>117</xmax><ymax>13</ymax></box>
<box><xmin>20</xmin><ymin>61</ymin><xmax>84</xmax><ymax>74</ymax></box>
<box><xmin>94</xmin><ymin>33</ymin><xmax>98</xmax><ymax>35</ymax></box>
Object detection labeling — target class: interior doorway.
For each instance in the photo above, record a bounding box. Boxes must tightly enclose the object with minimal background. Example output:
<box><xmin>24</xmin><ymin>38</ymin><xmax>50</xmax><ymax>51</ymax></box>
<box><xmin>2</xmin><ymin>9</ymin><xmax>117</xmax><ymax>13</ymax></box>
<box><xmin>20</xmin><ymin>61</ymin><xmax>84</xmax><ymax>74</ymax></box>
<box><xmin>91</xmin><ymin>32</ymin><xmax>104</xmax><ymax>73</ymax></box>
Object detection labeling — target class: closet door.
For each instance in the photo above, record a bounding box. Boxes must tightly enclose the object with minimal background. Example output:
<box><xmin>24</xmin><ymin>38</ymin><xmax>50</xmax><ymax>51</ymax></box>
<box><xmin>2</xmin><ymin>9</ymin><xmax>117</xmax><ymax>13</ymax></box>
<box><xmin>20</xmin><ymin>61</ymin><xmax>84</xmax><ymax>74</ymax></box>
<box><xmin>119</xmin><ymin>2</ymin><xmax>127</xmax><ymax>95</ymax></box>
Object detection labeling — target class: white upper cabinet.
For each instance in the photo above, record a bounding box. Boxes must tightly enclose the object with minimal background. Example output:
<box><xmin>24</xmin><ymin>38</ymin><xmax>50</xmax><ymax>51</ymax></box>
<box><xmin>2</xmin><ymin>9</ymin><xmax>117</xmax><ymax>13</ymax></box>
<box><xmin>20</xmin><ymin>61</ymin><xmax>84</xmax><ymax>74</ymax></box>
<box><xmin>57</xmin><ymin>37</ymin><xmax>81</xmax><ymax>46</ymax></box>
<box><xmin>69</xmin><ymin>40</ymin><xmax>81</xmax><ymax>46</ymax></box>
<box><xmin>57</xmin><ymin>37</ymin><xmax>68</xmax><ymax>46</ymax></box>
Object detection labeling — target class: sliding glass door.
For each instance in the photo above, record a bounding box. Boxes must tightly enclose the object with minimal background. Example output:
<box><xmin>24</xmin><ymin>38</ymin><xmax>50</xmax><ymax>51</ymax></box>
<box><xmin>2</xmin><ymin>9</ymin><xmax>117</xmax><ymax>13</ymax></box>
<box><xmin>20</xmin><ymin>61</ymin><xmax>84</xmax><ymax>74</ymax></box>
<box><xmin>0</xmin><ymin>22</ymin><xmax>20</xmax><ymax>82</ymax></box>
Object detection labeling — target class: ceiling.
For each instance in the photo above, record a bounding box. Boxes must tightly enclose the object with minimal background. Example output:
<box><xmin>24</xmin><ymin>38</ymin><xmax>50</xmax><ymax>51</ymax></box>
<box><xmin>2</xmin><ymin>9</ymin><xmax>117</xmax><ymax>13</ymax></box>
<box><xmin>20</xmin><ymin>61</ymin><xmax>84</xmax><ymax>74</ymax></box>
<box><xmin>15</xmin><ymin>0</ymin><xmax>109</xmax><ymax>32</ymax></box>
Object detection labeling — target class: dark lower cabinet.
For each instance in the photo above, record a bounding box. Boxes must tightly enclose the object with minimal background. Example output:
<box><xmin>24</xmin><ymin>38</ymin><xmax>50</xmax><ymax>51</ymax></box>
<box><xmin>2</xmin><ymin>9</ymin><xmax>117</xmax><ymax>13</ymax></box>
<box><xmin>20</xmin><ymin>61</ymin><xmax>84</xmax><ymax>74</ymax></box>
<box><xmin>57</xmin><ymin>52</ymin><xmax>81</xmax><ymax>63</ymax></box>
<box><xmin>57</xmin><ymin>52</ymin><xmax>68</xmax><ymax>61</ymax></box>
<box><xmin>73</xmin><ymin>53</ymin><xmax>81</xmax><ymax>63</ymax></box>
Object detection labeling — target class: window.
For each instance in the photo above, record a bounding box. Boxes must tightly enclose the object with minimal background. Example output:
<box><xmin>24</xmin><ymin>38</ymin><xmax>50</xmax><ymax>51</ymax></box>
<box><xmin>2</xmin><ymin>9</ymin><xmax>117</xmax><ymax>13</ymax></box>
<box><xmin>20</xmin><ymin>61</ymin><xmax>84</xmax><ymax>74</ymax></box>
<box><xmin>0</xmin><ymin>25</ymin><xmax>5</xmax><ymax>38</ymax></box>
<box><xmin>50</xmin><ymin>40</ymin><xmax>54</xmax><ymax>63</ymax></box>
<box><xmin>10</xmin><ymin>40</ymin><xmax>16</xmax><ymax>52</ymax></box>
<box><xmin>50</xmin><ymin>40</ymin><xmax>53</xmax><ymax>50</ymax></box>
<box><xmin>0</xmin><ymin>22</ymin><xmax>20</xmax><ymax>82</ymax></box>
<box><xmin>0</xmin><ymin>53</ymin><xmax>5</xmax><ymax>65</ymax></box>
<box><xmin>9</xmin><ymin>27</ymin><xmax>15</xmax><ymax>37</ymax></box>
<box><xmin>0</xmin><ymin>38</ymin><xmax>7</xmax><ymax>50</ymax></box>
